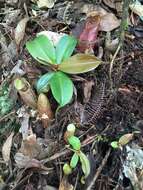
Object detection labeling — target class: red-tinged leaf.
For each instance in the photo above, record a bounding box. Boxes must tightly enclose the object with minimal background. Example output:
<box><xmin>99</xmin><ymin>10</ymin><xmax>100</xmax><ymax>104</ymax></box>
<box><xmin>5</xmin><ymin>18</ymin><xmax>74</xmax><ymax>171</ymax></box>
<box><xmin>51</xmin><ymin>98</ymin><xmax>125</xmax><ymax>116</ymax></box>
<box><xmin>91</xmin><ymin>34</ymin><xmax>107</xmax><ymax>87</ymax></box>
<box><xmin>59</xmin><ymin>54</ymin><xmax>101</xmax><ymax>74</ymax></box>
<box><xmin>75</xmin><ymin>16</ymin><xmax>101</xmax><ymax>52</ymax></box>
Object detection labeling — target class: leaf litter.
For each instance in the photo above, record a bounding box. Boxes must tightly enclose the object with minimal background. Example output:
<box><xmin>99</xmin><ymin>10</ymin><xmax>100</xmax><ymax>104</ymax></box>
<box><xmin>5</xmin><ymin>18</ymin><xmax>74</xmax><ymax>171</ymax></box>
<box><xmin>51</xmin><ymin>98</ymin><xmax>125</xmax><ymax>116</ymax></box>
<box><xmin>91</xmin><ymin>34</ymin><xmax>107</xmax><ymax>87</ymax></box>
<box><xmin>0</xmin><ymin>0</ymin><xmax>143</xmax><ymax>189</ymax></box>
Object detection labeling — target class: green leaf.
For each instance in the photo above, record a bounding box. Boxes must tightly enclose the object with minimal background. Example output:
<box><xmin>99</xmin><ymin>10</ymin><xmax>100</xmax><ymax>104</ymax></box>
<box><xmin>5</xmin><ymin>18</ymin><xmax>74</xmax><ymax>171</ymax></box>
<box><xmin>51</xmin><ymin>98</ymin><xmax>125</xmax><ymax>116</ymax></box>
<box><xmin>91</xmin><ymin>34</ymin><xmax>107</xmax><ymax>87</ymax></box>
<box><xmin>68</xmin><ymin>136</ymin><xmax>81</xmax><ymax>151</ymax></box>
<box><xmin>70</xmin><ymin>153</ymin><xmax>79</xmax><ymax>168</ymax></box>
<box><xmin>111</xmin><ymin>141</ymin><xmax>119</xmax><ymax>149</ymax></box>
<box><xmin>36</xmin><ymin>72</ymin><xmax>55</xmax><ymax>93</ymax></box>
<box><xmin>49</xmin><ymin>71</ymin><xmax>73</xmax><ymax>107</ymax></box>
<box><xmin>63</xmin><ymin>163</ymin><xmax>72</xmax><ymax>175</ymax></box>
<box><xmin>56</xmin><ymin>35</ymin><xmax>77</xmax><ymax>64</ymax></box>
<box><xmin>59</xmin><ymin>53</ymin><xmax>101</xmax><ymax>74</ymax></box>
<box><xmin>79</xmin><ymin>151</ymin><xmax>90</xmax><ymax>178</ymax></box>
<box><xmin>26</xmin><ymin>35</ymin><xmax>56</xmax><ymax>64</ymax></box>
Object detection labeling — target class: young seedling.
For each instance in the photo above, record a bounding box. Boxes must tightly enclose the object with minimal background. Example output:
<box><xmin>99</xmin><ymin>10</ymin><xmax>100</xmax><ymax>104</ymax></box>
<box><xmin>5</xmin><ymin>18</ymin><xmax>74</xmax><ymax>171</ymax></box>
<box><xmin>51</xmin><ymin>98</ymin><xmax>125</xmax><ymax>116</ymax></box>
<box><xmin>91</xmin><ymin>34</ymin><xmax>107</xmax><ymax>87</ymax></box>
<box><xmin>37</xmin><ymin>93</ymin><xmax>53</xmax><ymax>128</ymax></box>
<box><xmin>26</xmin><ymin>34</ymin><xmax>101</xmax><ymax>108</ymax></box>
<box><xmin>63</xmin><ymin>124</ymin><xmax>90</xmax><ymax>184</ymax></box>
<box><xmin>111</xmin><ymin>133</ymin><xmax>134</xmax><ymax>149</ymax></box>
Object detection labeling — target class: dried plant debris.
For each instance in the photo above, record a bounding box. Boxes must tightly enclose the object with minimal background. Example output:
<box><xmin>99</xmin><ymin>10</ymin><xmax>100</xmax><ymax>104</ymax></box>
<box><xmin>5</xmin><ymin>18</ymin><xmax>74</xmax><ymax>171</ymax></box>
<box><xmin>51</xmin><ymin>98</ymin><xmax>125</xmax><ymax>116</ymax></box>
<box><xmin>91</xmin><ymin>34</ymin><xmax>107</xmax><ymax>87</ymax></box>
<box><xmin>0</xmin><ymin>83</ymin><xmax>14</xmax><ymax>117</ymax></box>
<box><xmin>80</xmin><ymin>84</ymin><xmax>105</xmax><ymax>125</ymax></box>
<box><xmin>50</xmin><ymin>1</ymin><xmax>79</xmax><ymax>24</ymax></box>
<box><xmin>123</xmin><ymin>144</ymin><xmax>143</xmax><ymax>190</ymax></box>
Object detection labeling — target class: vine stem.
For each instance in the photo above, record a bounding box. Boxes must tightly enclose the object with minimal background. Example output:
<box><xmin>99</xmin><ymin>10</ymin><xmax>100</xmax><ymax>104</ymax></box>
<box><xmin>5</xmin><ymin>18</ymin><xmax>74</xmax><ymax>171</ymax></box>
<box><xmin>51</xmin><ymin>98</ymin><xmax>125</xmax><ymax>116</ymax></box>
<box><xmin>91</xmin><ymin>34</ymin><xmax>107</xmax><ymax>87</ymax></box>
<box><xmin>109</xmin><ymin>0</ymin><xmax>132</xmax><ymax>90</ymax></box>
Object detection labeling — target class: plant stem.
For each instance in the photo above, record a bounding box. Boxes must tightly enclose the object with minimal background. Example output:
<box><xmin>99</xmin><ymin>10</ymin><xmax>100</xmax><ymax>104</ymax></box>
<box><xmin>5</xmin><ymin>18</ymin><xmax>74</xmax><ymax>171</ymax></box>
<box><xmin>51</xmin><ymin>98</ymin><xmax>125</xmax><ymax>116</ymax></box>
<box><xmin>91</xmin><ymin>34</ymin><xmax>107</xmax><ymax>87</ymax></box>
<box><xmin>119</xmin><ymin>0</ymin><xmax>132</xmax><ymax>46</ymax></box>
<box><xmin>109</xmin><ymin>0</ymin><xmax>132</xmax><ymax>90</ymax></box>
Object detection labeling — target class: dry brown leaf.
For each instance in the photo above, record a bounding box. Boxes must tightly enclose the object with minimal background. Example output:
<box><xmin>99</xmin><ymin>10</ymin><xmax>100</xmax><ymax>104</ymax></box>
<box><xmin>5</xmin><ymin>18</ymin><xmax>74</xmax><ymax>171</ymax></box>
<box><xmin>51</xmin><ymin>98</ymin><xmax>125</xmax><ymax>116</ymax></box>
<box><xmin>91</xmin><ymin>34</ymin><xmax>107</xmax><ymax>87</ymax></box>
<box><xmin>14</xmin><ymin>152</ymin><xmax>47</xmax><ymax>169</ymax></box>
<box><xmin>88</xmin><ymin>11</ymin><xmax>120</xmax><ymax>32</ymax></box>
<box><xmin>81</xmin><ymin>4</ymin><xmax>107</xmax><ymax>15</ymax></box>
<box><xmin>81</xmin><ymin>5</ymin><xmax>120</xmax><ymax>32</ymax></box>
<box><xmin>14</xmin><ymin>17</ymin><xmax>29</xmax><ymax>46</ymax></box>
<box><xmin>20</xmin><ymin>112</ymin><xmax>30</xmax><ymax>140</ymax></box>
<box><xmin>19</xmin><ymin>131</ymin><xmax>41</xmax><ymax>158</ymax></box>
<box><xmin>101</xmin><ymin>13</ymin><xmax>120</xmax><ymax>31</ymax></box>
<box><xmin>59</xmin><ymin>176</ymin><xmax>73</xmax><ymax>190</ymax></box>
<box><xmin>19</xmin><ymin>133</ymin><xmax>41</xmax><ymax>158</ymax></box>
<box><xmin>129</xmin><ymin>0</ymin><xmax>143</xmax><ymax>18</ymax></box>
<box><xmin>2</xmin><ymin>132</ymin><xmax>14</xmax><ymax>162</ymax></box>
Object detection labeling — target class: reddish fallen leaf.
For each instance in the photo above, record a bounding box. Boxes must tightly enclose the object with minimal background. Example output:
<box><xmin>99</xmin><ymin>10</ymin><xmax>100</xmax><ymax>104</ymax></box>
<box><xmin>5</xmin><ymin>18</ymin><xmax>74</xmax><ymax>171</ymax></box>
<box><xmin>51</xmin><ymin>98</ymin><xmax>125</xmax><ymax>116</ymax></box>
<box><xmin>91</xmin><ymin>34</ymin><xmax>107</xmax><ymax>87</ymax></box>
<box><xmin>79</xmin><ymin>5</ymin><xmax>120</xmax><ymax>32</ymax></box>
<box><xmin>77</xmin><ymin>15</ymin><xmax>101</xmax><ymax>53</ymax></box>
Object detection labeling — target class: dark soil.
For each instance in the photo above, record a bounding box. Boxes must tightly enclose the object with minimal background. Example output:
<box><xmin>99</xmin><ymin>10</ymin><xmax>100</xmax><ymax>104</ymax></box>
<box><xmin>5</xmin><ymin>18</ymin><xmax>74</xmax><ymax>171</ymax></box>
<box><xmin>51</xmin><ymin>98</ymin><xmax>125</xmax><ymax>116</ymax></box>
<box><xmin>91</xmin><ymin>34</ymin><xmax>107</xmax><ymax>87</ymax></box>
<box><xmin>0</xmin><ymin>0</ymin><xmax>143</xmax><ymax>190</ymax></box>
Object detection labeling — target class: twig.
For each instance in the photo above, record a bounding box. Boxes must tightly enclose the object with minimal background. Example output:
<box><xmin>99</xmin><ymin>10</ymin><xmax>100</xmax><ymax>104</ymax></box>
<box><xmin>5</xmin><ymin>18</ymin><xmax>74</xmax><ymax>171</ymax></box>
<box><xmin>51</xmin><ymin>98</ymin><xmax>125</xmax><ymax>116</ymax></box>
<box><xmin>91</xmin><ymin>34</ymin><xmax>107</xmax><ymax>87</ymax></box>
<box><xmin>119</xmin><ymin>0</ymin><xmax>132</xmax><ymax>45</ymax></box>
<box><xmin>86</xmin><ymin>148</ymin><xmax>111</xmax><ymax>190</ymax></box>
<box><xmin>41</xmin><ymin>134</ymin><xmax>97</xmax><ymax>164</ymax></box>
<box><xmin>0</xmin><ymin>111</ymin><xmax>15</xmax><ymax>122</ymax></box>
<box><xmin>109</xmin><ymin>44</ymin><xmax>121</xmax><ymax>89</ymax></box>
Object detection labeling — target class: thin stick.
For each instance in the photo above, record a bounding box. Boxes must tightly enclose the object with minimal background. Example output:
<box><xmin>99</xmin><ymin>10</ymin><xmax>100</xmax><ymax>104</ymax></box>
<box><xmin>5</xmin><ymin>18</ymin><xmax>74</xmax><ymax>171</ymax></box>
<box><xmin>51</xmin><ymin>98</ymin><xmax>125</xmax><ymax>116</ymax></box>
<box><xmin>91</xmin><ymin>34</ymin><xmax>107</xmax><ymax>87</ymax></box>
<box><xmin>109</xmin><ymin>44</ymin><xmax>121</xmax><ymax>89</ymax></box>
<box><xmin>41</xmin><ymin>134</ymin><xmax>97</xmax><ymax>164</ymax></box>
<box><xmin>86</xmin><ymin>148</ymin><xmax>111</xmax><ymax>190</ymax></box>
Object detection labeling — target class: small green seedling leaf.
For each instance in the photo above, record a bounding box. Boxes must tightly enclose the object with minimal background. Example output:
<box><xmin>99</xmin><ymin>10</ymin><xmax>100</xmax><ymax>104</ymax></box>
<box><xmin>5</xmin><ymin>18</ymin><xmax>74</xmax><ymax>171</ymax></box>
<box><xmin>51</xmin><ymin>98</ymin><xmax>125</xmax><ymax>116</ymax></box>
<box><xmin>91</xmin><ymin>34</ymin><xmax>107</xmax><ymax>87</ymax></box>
<box><xmin>63</xmin><ymin>163</ymin><xmax>72</xmax><ymax>175</ymax></box>
<box><xmin>68</xmin><ymin>136</ymin><xmax>81</xmax><ymax>151</ymax></box>
<box><xmin>36</xmin><ymin>72</ymin><xmax>55</xmax><ymax>93</ymax></box>
<box><xmin>49</xmin><ymin>71</ymin><xmax>73</xmax><ymax>107</ymax></box>
<box><xmin>59</xmin><ymin>53</ymin><xmax>101</xmax><ymax>74</ymax></box>
<box><xmin>26</xmin><ymin>35</ymin><xmax>56</xmax><ymax>64</ymax></box>
<box><xmin>70</xmin><ymin>153</ymin><xmax>79</xmax><ymax>169</ymax></box>
<box><xmin>79</xmin><ymin>151</ymin><xmax>90</xmax><ymax>178</ymax></box>
<box><xmin>56</xmin><ymin>35</ymin><xmax>77</xmax><ymax>64</ymax></box>
<box><xmin>111</xmin><ymin>141</ymin><xmax>119</xmax><ymax>149</ymax></box>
